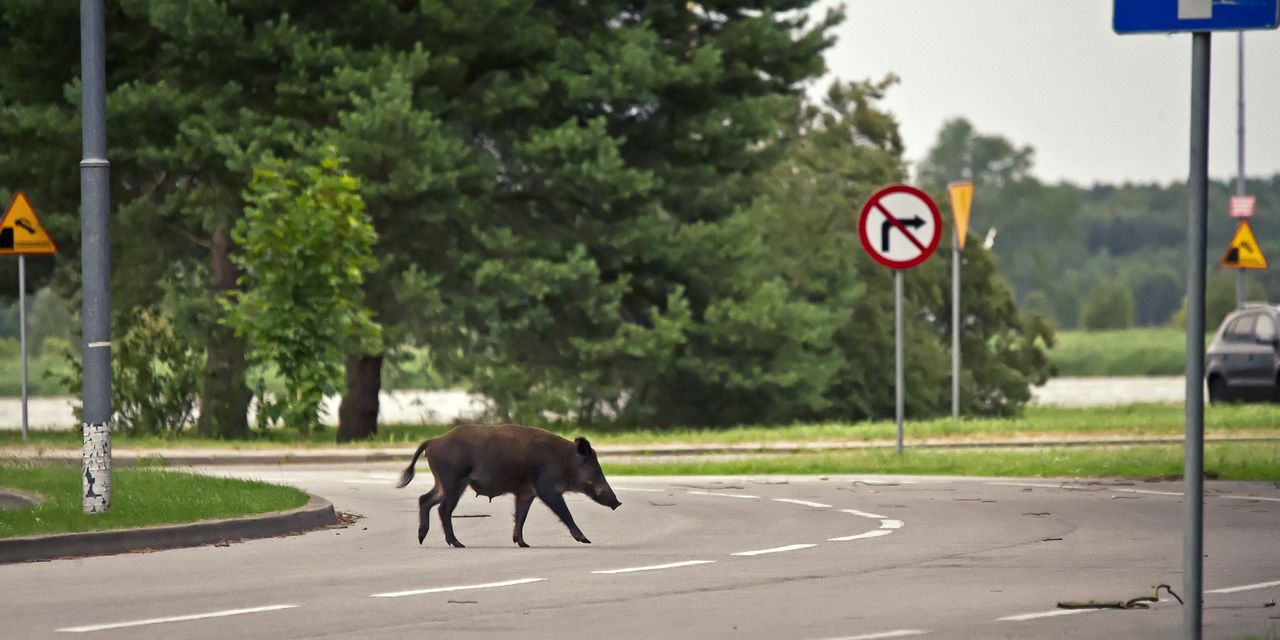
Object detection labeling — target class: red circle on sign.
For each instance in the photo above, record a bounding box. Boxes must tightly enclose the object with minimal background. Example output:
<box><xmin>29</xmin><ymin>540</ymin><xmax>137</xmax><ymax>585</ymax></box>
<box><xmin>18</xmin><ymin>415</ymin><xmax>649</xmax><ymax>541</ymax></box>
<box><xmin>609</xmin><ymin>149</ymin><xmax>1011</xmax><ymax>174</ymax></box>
<box><xmin>857</xmin><ymin>184</ymin><xmax>942</xmax><ymax>270</ymax></box>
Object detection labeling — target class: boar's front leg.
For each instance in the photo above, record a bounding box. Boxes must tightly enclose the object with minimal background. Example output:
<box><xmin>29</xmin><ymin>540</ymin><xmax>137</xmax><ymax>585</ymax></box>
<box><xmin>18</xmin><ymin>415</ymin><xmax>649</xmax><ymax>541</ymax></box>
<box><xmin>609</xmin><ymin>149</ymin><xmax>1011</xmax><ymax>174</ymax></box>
<box><xmin>512</xmin><ymin>488</ymin><xmax>535</xmax><ymax>548</ymax></box>
<box><xmin>536</xmin><ymin>485</ymin><xmax>590</xmax><ymax>544</ymax></box>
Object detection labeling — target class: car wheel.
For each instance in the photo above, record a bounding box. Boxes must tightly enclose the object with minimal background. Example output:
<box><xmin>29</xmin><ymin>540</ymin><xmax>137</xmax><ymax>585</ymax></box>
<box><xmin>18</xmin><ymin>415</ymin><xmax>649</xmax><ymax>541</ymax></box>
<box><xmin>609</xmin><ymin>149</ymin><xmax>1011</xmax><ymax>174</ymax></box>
<box><xmin>1208</xmin><ymin>377</ymin><xmax>1229</xmax><ymax>405</ymax></box>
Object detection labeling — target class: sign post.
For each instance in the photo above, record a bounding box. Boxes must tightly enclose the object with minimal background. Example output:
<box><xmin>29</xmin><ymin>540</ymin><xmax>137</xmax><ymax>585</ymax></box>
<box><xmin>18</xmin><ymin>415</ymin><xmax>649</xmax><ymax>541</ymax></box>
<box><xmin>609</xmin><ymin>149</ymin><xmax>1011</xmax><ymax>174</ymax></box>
<box><xmin>1114</xmin><ymin>3</ymin><xmax>1278</xmax><ymax>638</ymax></box>
<box><xmin>81</xmin><ymin>0</ymin><xmax>113</xmax><ymax>515</ymax></box>
<box><xmin>947</xmin><ymin>181</ymin><xmax>973</xmax><ymax>420</ymax></box>
<box><xmin>1</xmin><ymin>192</ymin><xmax>59</xmax><ymax>441</ymax></box>
<box><xmin>857</xmin><ymin>185</ymin><xmax>943</xmax><ymax>454</ymax></box>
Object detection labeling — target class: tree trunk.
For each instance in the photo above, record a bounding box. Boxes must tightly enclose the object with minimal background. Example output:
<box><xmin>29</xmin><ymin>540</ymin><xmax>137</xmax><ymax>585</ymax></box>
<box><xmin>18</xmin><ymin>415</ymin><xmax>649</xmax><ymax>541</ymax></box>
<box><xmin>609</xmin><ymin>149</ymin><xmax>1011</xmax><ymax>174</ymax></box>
<box><xmin>337</xmin><ymin>354</ymin><xmax>382</xmax><ymax>442</ymax></box>
<box><xmin>198</xmin><ymin>226</ymin><xmax>251</xmax><ymax>438</ymax></box>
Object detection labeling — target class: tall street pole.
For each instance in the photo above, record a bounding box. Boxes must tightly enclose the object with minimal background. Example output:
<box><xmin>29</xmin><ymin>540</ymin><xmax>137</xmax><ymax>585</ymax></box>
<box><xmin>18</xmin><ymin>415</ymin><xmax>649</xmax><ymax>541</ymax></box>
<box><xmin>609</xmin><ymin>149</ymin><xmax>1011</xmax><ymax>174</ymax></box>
<box><xmin>894</xmin><ymin>269</ymin><xmax>904</xmax><ymax>455</ymax></box>
<box><xmin>1235</xmin><ymin>31</ymin><xmax>1246</xmax><ymax>308</ymax></box>
<box><xmin>1184</xmin><ymin>30</ymin><xmax>1211</xmax><ymax>640</ymax></box>
<box><xmin>951</xmin><ymin>228</ymin><xmax>960</xmax><ymax>419</ymax></box>
<box><xmin>19</xmin><ymin>256</ymin><xmax>28</xmax><ymax>440</ymax></box>
<box><xmin>80</xmin><ymin>0</ymin><xmax>112</xmax><ymax>514</ymax></box>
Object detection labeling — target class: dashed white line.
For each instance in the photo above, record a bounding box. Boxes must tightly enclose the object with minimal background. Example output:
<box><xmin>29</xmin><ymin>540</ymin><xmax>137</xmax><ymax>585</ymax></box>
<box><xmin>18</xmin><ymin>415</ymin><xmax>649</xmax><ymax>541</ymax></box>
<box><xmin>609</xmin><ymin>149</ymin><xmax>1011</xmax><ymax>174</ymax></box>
<box><xmin>732</xmin><ymin>543</ymin><xmax>816</xmax><ymax>557</ymax></box>
<box><xmin>1207</xmin><ymin>579</ymin><xmax>1280</xmax><ymax>594</ymax></box>
<box><xmin>773</xmin><ymin>498</ymin><xmax>832</xmax><ymax>508</ymax></box>
<box><xmin>370</xmin><ymin>578</ymin><xmax>545</xmax><ymax>598</ymax></box>
<box><xmin>988</xmin><ymin>482</ymin><xmax>1280</xmax><ymax>503</ymax></box>
<box><xmin>879</xmin><ymin>519</ymin><xmax>904</xmax><ymax>529</ymax></box>
<box><xmin>997</xmin><ymin>608</ymin><xmax>1093</xmax><ymax>622</ymax></box>
<box><xmin>841</xmin><ymin>509</ymin><xmax>888</xmax><ymax>519</ymax></box>
<box><xmin>592</xmin><ymin>560</ymin><xmax>715</xmax><ymax>574</ymax></box>
<box><xmin>815</xmin><ymin>630</ymin><xmax>929</xmax><ymax>640</ymax></box>
<box><xmin>828</xmin><ymin>530</ymin><xmax>893</xmax><ymax>542</ymax></box>
<box><xmin>56</xmin><ymin>604</ymin><xmax>297</xmax><ymax>633</ymax></box>
<box><xmin>687</xmin><ymin>490</ymin><xmax>761</xmax><ymax>499</ymax></box>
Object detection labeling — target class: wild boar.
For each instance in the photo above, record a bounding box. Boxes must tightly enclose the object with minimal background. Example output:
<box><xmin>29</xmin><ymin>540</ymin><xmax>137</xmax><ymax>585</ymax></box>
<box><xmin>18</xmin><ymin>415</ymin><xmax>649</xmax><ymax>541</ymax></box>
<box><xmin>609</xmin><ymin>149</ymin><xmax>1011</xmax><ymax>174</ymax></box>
<box><xmin>396</xmin><ymin>424</ymin><xmax>621</xmax><ymax>548</ymax></box>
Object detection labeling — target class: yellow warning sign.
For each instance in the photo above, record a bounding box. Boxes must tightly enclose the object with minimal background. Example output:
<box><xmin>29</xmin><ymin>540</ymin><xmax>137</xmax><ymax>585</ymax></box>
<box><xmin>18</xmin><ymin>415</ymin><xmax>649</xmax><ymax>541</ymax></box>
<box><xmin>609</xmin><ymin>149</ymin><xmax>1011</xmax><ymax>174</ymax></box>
<box><xmin>1220</xmin><ymin>220</ymin><xmax>1267</xmax><ymax>270</ymax></box>
<box><xmin>947</xmin><ymin>181</ymin><xmax>973</xmax><ymax>249</ymax></box>
<box><xmin>0</xmin><ymin>192</ymin><xmax>57</xmax><ymax>256</ymax></box>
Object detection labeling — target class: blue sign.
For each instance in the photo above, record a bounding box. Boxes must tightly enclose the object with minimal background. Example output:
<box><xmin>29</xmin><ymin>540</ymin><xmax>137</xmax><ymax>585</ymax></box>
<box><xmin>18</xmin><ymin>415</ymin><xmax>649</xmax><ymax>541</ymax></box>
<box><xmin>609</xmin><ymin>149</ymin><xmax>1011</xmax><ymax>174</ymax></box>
<box><xmin>1115</xmin><ymin>0</ymin><xmax>1280</xmax><ymax>33</ymax></box>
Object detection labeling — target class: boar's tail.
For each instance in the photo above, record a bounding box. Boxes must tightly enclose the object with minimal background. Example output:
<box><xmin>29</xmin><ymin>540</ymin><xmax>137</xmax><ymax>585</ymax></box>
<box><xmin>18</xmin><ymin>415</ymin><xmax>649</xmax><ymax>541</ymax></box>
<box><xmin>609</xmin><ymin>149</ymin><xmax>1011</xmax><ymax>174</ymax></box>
<box><xmin>395</xmin><ymin>440</ymin><xmax>432</xmax><ymax>488</ymax></box>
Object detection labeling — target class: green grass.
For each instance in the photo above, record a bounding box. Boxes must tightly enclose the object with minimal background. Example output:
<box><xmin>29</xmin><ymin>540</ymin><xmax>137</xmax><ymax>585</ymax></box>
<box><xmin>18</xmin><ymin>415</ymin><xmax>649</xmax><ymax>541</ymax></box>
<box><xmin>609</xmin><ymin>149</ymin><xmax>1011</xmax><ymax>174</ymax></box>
<box><xmin>0</xmin><ymin>462</ymin><xmax>310</xmax><ymax>539</ymax></box>
<box><xmin>3</xmin><ymin>404</ymin><xmax>1279</xmax><ymax>449</ymax></box>
<box><xmin>1051</xmin><ymin>327</ymin><xmax>1190</xmax><ymax>376</ymax></box>
<box><xmin>0</xmin><ymin>343</ymin><xmax>75</xmax><ymax>396</ymax></box>
<box><xmin>603</xmin><ymin>442</ymin><xmax>1280</xmax><ymax>481</ymax></box>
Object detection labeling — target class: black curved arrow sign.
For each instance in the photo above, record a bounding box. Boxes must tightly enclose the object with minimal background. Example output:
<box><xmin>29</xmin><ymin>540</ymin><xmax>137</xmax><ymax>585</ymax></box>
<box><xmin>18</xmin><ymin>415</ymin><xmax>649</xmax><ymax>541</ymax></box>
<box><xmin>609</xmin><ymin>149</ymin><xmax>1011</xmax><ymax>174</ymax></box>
<box><xmin>882</xmin><ymin>215</ymin><xmax>925</xmax><ymax>252</ymax></box>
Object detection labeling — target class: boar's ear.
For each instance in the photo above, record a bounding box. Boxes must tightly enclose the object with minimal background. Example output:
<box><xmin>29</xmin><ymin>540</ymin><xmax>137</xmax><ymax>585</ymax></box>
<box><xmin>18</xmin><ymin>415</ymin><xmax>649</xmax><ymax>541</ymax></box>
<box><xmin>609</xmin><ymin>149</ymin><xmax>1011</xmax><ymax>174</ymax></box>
<box><xmin>574</xmin><ymin>437</ymin><xmax>594</xmax><ymax>457</ymax></box>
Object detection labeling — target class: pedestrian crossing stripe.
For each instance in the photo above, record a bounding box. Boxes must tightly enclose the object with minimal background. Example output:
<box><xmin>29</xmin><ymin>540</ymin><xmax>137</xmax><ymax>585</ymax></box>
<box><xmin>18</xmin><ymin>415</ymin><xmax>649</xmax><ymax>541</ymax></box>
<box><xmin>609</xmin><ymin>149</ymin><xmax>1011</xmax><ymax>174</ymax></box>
<box><xmin>0</xmin><ymin>192</ymin><xmax>58</xmax><ymax>255</ymax></box>
<box><xmin>1220</xmin><ymin>219</ymin><xmax>1267</xmax><ymax>270</ymax></box>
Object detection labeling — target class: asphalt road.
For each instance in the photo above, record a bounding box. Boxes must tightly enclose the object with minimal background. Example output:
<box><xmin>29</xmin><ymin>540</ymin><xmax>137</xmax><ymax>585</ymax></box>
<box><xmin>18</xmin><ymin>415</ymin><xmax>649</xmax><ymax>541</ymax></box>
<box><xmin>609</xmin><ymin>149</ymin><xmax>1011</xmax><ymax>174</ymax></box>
<box><xmin>2</xmin><ymin>465</ymin><xmax>1278</xmax><ymax>639</ymax></box>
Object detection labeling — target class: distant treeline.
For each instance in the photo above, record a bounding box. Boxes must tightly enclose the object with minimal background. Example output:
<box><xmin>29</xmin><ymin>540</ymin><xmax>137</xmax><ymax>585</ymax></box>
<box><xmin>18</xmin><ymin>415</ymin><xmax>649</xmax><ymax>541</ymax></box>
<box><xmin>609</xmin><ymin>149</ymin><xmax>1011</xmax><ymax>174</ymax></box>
<box><xmin>917</xmin><ymin>118</ymin><xmax>1279</xmax><ymax>332</ymax></box>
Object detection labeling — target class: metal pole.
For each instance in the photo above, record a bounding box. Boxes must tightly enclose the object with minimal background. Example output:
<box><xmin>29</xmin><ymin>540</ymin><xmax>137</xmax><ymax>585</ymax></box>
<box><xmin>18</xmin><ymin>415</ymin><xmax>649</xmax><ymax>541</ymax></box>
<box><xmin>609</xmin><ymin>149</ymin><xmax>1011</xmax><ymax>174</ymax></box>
<box><xmin>951</xmin><ymin>233</ymin><xmax>960</xmax><ymax>419</ymax></box>
<box><xmin>1235</xmin><ymin>31</ymin><xmax>1246</xmax><ymax>308</ymax></box>
<box><xmin>895</xmin><ymin>269</ymin><xmax>904</xmax><ymax>455</ymax></box>
<box><xmin>19</xmin><ymin>256</ymin><xmax>28</xmax><ymax>441</ymax></box>
<box><xmin>80</xmin><ymin>0</ymin><xmax>112</xmax><ymax>514</ymax></box>
<box><xmin>1184</xmin><ymin>30</ymin><xmax>1211</xmax><ymax>640</ymax></box>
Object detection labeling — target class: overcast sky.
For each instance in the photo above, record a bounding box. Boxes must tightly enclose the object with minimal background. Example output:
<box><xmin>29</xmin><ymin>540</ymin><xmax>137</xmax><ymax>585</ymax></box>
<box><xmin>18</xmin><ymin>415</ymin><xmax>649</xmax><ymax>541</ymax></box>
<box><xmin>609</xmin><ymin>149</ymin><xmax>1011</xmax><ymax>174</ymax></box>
<box><xmin>814</xmin><ymin>0</ymin><xmax>1280</xmax><ymax>186</ymax></box>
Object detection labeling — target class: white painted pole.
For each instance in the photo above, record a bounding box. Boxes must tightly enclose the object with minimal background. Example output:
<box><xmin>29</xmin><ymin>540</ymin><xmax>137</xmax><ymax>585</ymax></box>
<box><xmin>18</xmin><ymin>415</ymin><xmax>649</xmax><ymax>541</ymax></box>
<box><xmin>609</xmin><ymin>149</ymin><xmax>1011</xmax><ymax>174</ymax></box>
<box><xmin>19</xmin><ymin>255</ymin><xmax>29</xmax><ymax>441</ymax></box>
<box><xmin>951</xmin><ymin>232</ymin><xmax>960</xmax><ymax>419</ymax></box>
<box><xmin>895</xmin><ymin>269</ymin><xmax>904</xmax><ymax>455</ymax></box>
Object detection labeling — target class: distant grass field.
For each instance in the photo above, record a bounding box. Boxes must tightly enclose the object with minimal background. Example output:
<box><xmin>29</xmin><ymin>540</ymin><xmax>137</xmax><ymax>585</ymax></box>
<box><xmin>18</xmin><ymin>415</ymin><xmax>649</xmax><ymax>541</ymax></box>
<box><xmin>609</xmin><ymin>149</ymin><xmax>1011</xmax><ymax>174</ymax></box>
<box><xmin>603</xmin><ymin>442</ymin><xmax>1280</xmax><ymax>481</ymax></box>
<box><xmin>1050</xmin><ymin>327</ymin><xmax>1189</xmax><ymax>376</ymax></box>
<box><xmin>0</xmin><ymin>462</ymin><xmax>309</xmax><ymax>539</ymax></box>
<box><xmin>4</xmin><ymin>404</ymin><xmax>1278</xmax><ymax>449</ymax></box>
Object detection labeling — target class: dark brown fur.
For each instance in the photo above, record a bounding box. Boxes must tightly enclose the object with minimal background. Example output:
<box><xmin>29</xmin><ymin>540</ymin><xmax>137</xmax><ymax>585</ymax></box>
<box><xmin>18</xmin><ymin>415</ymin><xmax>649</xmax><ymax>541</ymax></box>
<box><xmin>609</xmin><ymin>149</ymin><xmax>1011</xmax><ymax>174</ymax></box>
<box><xmin>396</xmin><ymin>424</ymin><xmax>620</xmax><ymax>547</ymax></box>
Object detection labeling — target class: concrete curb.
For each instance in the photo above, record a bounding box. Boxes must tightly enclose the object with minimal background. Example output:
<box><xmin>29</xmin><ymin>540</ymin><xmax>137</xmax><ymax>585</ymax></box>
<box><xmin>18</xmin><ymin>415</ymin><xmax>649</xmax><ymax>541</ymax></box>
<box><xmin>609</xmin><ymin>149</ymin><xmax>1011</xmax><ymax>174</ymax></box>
<box><xmin>0</xmin><ymin>493</ymin><xmax>339</xmax><ymax>564</ymax></box>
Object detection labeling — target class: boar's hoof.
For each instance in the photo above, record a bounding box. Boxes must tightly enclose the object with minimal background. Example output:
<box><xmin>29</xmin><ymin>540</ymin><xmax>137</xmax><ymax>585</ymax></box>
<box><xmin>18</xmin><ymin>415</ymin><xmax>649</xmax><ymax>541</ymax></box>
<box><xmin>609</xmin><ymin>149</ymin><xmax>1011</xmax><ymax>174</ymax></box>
<box><xmin>447</xmin><ymin>539</ymin><xmax>467</xmax><ymax>548</ymax></box>
<box><xmin>516</xmin><ymin>540</ymin><xmax>530</xmax><ymax>548</ymax></box>
<box><xmin>417</xmin><ymin>528</ymin><xmax>428</xmax><ymax>545</ymax></box>
<box><xmin>575</xmin><ymin>535</ymin><xmax>592</xmax><ymax>544</ymax></box>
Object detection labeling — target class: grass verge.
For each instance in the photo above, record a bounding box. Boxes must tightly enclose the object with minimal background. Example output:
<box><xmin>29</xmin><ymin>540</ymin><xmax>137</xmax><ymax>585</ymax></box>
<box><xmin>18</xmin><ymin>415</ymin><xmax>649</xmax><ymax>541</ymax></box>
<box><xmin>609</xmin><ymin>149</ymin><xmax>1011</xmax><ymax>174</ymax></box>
<box><xmin>0</xmin><ymin>462</ymin><xmax>309</xmax><ymax>539</ymax></box>
<box><xmin>3</xmin><ymin>404</ymin><xmax>1279</xmax><ymax>449</ymax></box>
<box><xmin>1050</xmin><ymin>328</ymin><xmax>1188</xmax><ymax>376</ymax></box>
<box><xmin>603</xmin><ymin>442</ymin><xmax>1280</xmax><ymax>481</ymax></box>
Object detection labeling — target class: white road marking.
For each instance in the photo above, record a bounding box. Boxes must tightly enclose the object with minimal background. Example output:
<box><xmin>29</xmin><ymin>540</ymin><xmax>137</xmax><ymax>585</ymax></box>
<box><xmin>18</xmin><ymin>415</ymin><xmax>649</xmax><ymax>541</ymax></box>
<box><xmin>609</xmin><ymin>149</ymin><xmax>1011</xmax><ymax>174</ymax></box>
<box><xmin>988</xmin><ymin>482</ymin><xmax>1280</xmax><ymax>503</ymax></box>
<box><xmin>1219</xmin><ymin>494</ymin><xmax>1280</xmax><ymax>503</ymax></box>
<box><xmin>614</xmin><ymin>487</ymin><xmax>663</xmax><ymax>493</ymax></box>
<box><xmin>592</xmin><ymin>560</ymin><xmax>715</xmax><ymax>574</ymax></box>
<box><xmin>815</xmin><ymin>630</ymin><xmax>929</xmax><ymax>640</ymax></box>
<box><xmin>687</xmin><ymin>490</ymin><xmax>760</xmax><ymax>499</ymax></box>
<box><xmin>773</xmin><ymin>498</ymin><xmax>831</xmax><ymax>508</ymax></box>
<box><xmin>732</xmin><ymin>543</ymin><xmax>817</xmax><ymax>557</ymax></box>
<box><xmin>56</xmin><ymin>604</ymin><xmax>297</xmax><ymax>633</ymax></box>
<box><xmin>370</xmin><ymin>578</ymin><xmax>545</xmax><ymax>598</ymax></box>
<box><xmin>1207</xmin><ymin>579</ymin><xmax>1280</xmax><ymax>594</ymax></box>
<box><xmin>829</xmin><ymin>530</ymin><xmax>893</xmax><ymax>542</ymax></box>
<box><xmin>842</xmin><ymin>509</ymin><xmax>888</xmax><ymax>519</ymax></box>
<box><xmin>997</xmin><ymin>608</ymin><xmax>1094</xmax><ymax>622</ymax></box>
<box><xmin>879</xmin><ymin>519</ymin><xmax>904</xmax><ymax>529</ymax></box>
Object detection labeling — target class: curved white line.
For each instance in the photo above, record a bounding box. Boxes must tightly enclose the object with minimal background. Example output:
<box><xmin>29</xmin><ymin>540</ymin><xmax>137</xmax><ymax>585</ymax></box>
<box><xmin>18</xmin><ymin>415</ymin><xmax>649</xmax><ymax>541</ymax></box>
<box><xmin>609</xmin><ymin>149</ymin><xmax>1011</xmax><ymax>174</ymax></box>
<box><xmin>371</xmin><ymin>578</ymin><xmax>545</xmax><ymax>598</ymax></box>
<box><xmin>593</xmin><ymin>560</ymin><xmax>715</xmax><ymax>574</ymax></box>
<box><xmin>732</xmin><ymin>544</ymin><xmax>816</xmax><ymax>556</ymax></box>
<box><xmin>829</xmin><ymin>530</ymin><xmax>893</xmax><ymax>542</ymax></box>
<box><xmin>57</xmin><ymin>605</ymin><xmax>297</xmax><ymax>633</ymax></box>
<box><xmin>841</xmin><ymin>509</ymin><xmax>888</xmax><ymax>519</ymax></box>
<box><xmin>773</xmin><ymin>498</ymin><xmax>831</xmax><ymax>508</ymax></box>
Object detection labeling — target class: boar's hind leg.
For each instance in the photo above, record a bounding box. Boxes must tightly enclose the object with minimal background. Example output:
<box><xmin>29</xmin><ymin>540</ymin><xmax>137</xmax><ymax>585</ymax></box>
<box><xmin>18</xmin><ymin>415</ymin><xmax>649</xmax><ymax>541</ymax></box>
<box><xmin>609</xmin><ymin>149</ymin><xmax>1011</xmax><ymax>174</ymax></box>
<box><xmin>512</xmin><ymin>489</ymin><xmax>535</xmax><ymax>548</ymax></box>
<box><xmin>438</xmin><ymin>480</ymin><xmax>468</xmax><ymax>548</ymax></box>
<box><xmin>417</xmin><ymin>488</ymin><xmax>442</xmax><ymax>545</ymax></box>
<box><xmin>536</xmin><ymin>486</ymin><xmax>590</xmax><ymax>544</ymax></box>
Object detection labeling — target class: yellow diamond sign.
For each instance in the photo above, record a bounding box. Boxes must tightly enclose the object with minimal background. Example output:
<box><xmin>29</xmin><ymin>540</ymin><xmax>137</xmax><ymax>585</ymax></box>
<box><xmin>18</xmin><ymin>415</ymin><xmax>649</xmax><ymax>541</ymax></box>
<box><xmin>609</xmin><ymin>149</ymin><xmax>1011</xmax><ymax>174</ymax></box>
<box><xmin>0</xmin><ymin>192</ymin><xmax>58</xmax><ymax>255</ymax></box>
<box><xmin>947</xmin><ymin>181</ymin><xmax>973</xmax><ymax>249</ymax></box>
<box><xmin>1220</xmin><ymin>220</ymin><xmax>1267</xmax><ymax>270</ymax></box>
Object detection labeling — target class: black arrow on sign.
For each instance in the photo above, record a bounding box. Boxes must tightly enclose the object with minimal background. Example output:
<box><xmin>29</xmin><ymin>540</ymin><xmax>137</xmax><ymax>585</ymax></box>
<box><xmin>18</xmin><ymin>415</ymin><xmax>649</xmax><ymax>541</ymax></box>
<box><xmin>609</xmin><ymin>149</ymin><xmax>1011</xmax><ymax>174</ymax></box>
<box><xmin>882</xmin><ymin>215</ymin><xmax>925</xmax><ymax>252</ymax></box>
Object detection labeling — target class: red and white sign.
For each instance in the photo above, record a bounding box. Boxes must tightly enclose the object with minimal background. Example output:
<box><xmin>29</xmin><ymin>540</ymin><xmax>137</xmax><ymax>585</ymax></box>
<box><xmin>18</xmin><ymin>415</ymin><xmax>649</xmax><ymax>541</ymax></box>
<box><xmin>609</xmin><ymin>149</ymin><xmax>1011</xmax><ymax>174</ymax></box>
<box><xmin>1230</xmin><ymin>195</ymin><xmax>1256</xmax><ymax>218</ymax></box>
<box><xmin>857</xmin><ymin>185</ymin><xmax>942</xmax><ymax>269</ymax></box>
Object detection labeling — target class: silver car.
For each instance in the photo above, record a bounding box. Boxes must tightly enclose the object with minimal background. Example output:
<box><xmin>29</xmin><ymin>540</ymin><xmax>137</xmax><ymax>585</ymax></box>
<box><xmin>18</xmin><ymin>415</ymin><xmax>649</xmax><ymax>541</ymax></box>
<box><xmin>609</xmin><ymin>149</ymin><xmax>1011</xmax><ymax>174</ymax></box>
<box><xmin>1205</xmin><ymin>303</ymin><xmax>1280</xmax><ymax>403</ymax></box>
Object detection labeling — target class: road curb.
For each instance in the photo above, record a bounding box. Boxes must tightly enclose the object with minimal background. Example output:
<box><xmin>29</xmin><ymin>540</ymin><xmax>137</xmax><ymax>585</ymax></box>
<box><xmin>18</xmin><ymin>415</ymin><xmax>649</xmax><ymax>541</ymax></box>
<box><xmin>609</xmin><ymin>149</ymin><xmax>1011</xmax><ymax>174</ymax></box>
<box><xmin>0</xmin><ymin>493</ymin><xmax>339</xmax><ymax>564</ymax></box>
